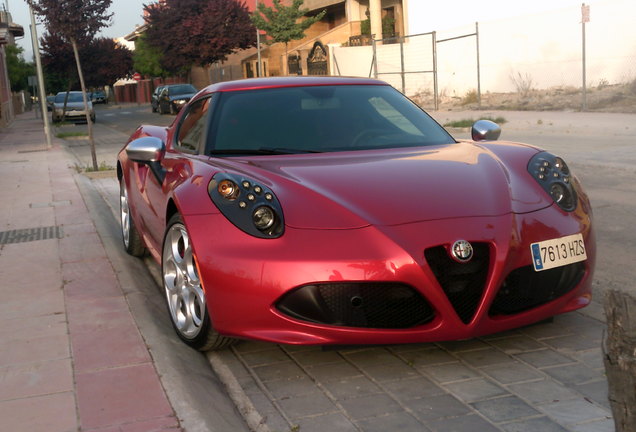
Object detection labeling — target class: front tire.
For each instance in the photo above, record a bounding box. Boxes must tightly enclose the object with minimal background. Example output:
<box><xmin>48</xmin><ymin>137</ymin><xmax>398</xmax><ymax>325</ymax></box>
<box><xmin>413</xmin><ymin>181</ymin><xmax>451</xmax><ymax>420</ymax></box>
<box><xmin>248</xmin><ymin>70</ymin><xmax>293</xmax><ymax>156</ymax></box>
<box><xmin>120</xmin><ymin>179</ymin><xmax>145</xmax><ymax>256</ymax></box>
<box><xmin>162</xmin><ymin>214</ymin><xmax>236</xmax><ymax>351</ymax></box>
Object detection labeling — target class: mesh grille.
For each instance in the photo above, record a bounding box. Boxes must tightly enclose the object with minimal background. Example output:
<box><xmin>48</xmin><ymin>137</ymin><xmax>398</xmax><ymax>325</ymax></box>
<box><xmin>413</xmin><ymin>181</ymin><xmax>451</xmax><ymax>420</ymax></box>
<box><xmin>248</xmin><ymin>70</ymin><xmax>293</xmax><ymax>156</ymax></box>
<box><xmin>424</xmin><ymin>243</ymin><xmax>490</xmax><ymax>324</ymax></box>
<box><xmin>490</xmin><ymin>262</ymin><xmax>586</xmax><ymax>315</ymax></box>
<box><xmin>276</xmin><ymin>283</ymin><xmax>435</xmax><ymax>329</ymax></box>
<box><xmin>0</xmin><ymin>226</ymin><xmax>63</xmax><ymax>245</ymax></box>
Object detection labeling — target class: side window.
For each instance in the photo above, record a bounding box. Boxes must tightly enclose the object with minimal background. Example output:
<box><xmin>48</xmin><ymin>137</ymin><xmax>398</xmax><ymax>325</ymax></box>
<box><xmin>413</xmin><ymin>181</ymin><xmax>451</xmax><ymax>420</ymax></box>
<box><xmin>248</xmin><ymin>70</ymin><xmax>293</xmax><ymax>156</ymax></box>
<box><xmin>175</xmin><ymin>97</ymin><xmax>211</xmax><ymax>153</ymax></box>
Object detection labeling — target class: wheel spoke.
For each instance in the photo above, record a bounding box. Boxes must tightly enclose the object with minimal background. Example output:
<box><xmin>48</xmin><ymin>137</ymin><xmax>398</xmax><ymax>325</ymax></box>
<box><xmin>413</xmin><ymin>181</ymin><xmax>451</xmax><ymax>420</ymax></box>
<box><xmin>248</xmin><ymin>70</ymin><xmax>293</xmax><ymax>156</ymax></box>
<box><xmin>163</xmin><ymin>222</ymin><xmax>206</xmax><ymax>339</ymax></box>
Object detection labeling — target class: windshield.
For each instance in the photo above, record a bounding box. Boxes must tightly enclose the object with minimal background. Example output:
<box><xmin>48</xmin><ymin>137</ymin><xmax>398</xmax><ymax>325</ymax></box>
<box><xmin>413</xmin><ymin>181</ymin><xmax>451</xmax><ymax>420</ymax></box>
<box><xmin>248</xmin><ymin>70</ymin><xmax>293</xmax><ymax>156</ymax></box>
<box><xmin>168</xmin><ymin>84</ymin><xmax>196</xmax><ymax>95</ymax></box>
<box><xmin>54</xmin><ymin>93</ymin><xmax>86</xmax><ymax>103</ymax></box>
<box><xmin>207</xmin><ymin>85</ymin><xmax>454</xmax><ymax>155</ymax></box>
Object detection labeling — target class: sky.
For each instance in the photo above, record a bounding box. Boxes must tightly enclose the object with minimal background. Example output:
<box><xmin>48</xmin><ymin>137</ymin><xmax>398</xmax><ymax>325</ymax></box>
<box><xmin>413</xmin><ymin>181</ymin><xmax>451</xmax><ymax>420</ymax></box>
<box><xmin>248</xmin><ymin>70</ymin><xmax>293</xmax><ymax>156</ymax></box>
<box><xmin>9</xmin><ymin>0</ymin><xmax>149</xmax><ymax>58</ymax></box>
<box><xmin>7</xmin><ymin>0</ymin><xmax>597</xmax><ymax>59</ymax></box>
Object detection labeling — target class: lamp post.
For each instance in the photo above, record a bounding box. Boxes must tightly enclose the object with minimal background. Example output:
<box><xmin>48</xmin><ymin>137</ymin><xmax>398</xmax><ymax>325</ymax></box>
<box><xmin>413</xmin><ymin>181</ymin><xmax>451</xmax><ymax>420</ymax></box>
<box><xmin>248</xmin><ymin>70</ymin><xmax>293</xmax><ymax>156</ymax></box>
<box><xmin>28</xmin><ymin>6</ymin><xmax>52</xmax><ymax>149</ymax></box>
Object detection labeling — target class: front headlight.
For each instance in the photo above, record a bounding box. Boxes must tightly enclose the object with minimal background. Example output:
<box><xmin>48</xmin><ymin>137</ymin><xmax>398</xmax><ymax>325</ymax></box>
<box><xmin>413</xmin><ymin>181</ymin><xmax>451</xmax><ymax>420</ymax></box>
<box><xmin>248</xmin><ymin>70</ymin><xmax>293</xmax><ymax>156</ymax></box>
<box><xmin>528</xmin><ymin>152</ymin><xmax>577</xmax><ymax>211</ymax></box>
<box><xmin>208</xmin><ymin>173</ymin><xmax>284</xmax><ymax>238</ymax></box>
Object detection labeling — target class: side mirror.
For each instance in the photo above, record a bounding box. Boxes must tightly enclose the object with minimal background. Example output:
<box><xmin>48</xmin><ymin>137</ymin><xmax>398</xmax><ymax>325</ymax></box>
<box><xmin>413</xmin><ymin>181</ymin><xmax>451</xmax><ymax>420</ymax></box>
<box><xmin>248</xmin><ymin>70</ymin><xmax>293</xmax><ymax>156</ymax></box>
<box><xmin>471</xmin><ymin>120</ymin><xmax>502</xmax><ymax>141</ymax></box>
<box><xmin>125</xmin><ymin>136</ymin><xmax>166</xmax><ymax>183</ymax></box>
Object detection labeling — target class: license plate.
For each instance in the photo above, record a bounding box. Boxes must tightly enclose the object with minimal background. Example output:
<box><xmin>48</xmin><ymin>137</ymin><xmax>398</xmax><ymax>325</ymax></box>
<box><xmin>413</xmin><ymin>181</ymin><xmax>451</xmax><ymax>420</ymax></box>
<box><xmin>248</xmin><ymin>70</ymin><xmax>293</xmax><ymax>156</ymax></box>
<box><xmin>530</xmin><ymin>233</ymin><xmax>587</xmax><ymax>272</ymax></box>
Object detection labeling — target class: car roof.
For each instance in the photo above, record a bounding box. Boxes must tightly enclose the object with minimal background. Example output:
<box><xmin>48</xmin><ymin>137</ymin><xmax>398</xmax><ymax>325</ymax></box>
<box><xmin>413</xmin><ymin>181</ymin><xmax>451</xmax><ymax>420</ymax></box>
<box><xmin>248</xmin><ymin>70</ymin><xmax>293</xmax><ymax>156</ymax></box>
<box><xmin>201</xmin><ymin>76</ymin><xmax>389</xmax><ymax>95</ymax></box>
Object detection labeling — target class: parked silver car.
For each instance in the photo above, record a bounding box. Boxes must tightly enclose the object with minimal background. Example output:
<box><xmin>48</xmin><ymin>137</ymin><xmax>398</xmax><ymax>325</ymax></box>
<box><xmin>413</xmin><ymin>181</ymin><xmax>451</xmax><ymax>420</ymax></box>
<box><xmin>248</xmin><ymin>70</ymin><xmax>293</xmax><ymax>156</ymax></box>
<box><xmin>52</xmin><ymin>91</ymin><xmax>96</xmax><ymax>123</ymax></box>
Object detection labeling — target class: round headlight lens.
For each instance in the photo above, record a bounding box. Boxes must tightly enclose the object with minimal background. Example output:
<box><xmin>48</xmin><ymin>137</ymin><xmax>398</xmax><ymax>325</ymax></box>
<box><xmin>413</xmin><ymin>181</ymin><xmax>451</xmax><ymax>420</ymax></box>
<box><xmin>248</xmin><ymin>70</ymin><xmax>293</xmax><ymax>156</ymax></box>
<box><xmin>253</xmin><ymin>206</ymin><xmax>275</xmax><ymax>230</ymax></box>
<box><xmin>217</xmin><ymin>179</ymin><xmax>239</xmax><ymax>200</ymax></box>
<box><xmin>550</xmin><ymin>183</ymin><xmax>566</xmax><ymax>203</ymax></box>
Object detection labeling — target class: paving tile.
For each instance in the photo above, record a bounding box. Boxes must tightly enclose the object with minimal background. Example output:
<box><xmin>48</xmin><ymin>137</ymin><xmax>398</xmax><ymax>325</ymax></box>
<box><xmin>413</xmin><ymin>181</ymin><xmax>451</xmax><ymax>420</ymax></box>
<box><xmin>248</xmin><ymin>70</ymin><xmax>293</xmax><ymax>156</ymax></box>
<box><xmin>118</xmin><ymin>416</ymin><xmax>181</xmax><ymax>432</ymax></box>
<box><xmin>444</xmin><ymin>378</ymin><xmax>508</xmax><ymax>403</ymax></box>
<box><xmin>543</xmin><ymin>334</ymin><xmax>602</xmax><ymax>352</ymax></box>
<box><xmin>480</xmin><ymin>361</ymin><xmax>544</xmax><ymax>384</ymax></box>
<box><xmin>542</xmin><ymin>363</ymin><xmax>604</xmax><ymax>385</ymax></box>
<box><xmin>0</xmin><ymin>358</ymin><xmax>73</xmax><ymax>401</ymax></box>
<box><xmin>344</xmin><ymin>348</ymin><xmax>407</xmax><ymax>367</ymax></box>
<box><xmin>307</xmin><ymin>361</ymin><xmax>362</xmax><ymax>383</ymax></box>
<box><xmin>454</xmin><ymin>347</ymin><xmax>516</xmax><ymax>368</ymax></box>
<box><xmin>508</xmin><ymin>379</ymin><xmax>579</xmax><ymax>405</ymax></box>
<box><xmin>437</xmin><ymin>339</ymin><xmax>490</xmax><ymax>352</ymax></box>
<box><xmin>0</xmin><ymin>288</ymin><xmax>65</xmax><ymax>321</ymax></box>
<box><xmin>421</xmin><ymin>362</ymin><xmax>480</xmax><ymax>383</ymax></box>
<box><xmin>76</xmin><ymin>363</ymin><xmax>174</xmax><ymax>430</ymax></box>
<box><xmin>520</xmin><ymin>321</ymin><xmax>574</xmax><ymax>339</ymax></box>
<box><xmin>58</xmin><ymin>232</ymin><xmax>106</xmax><ymax>263</ymax></box>
<box><xmin>252</xmin><ymin>361</ymin><xmax>306</xmax><ymax>382</ymax></box>
<box><xmin>486</xmin><ymin>335</ymin><xmax>545</xmax><ymax>354</ymax></box>
<box><xmin>405</xmin><ymin>394</ymin><xmax>471</xmax><ymax>421</ymax></box>
<box><xmin>239</xmin><ymin>347</ymin><xmax>289</xmax><ymax>366</ymax></box>
<box><xmin>501</xmin><ymin>416</ymin><xmax>568</xmax><ymax>432</ymax></box>
<box><xmin>383</xmin><ymin>376</ymin><xmax>446</xmax><ymax>400</ymax></box>
<box><xmin>322</xmin><ymin>375</ymin><xmax>382</xmax><ymax>400</ymax></box>
<box><xmin>277</xmin><ymin>391</ymin><xmax>338</xmax><ymax>419</ymax></box>
<box><xmin>538</xmin><ymin>399</ymin><xmax>611</xmax><ymax>426</ymax></box>
<box><xmin>263</xmin><ymin>375</ymin><xmax>321</xmax><ymax>400</ymax></box>
<box><xmin>62</xmin><ymin>259</ymin><xmax>121</xmax><ymax>299</ymax></box>
<box><xmin>514</xmin><ymin>349</ymin><xmax>574</xmax><ymax>368</ymax></box>
<box><xmin>65</xmin><ymin>296</ymin><xmax>134</xmax><ymax>332</ymax></box>
<box><xmin>339</xmin><ymin>393</ymin><xmax>402</xmax><ymax>420</ymax></box>
<box><xmin>395</xmin><ymin>347</ymin><xmax>457</xmax><ymax>367</ymax></box>
<box><xmin>426</xmin><ymin>414</ymin><xmax>500</xmax><ymax>432</ymax></box>
<box><xmin>0</xmin><ymin>391</ymin><xmax>77</xmax><ymax>432</ymax></box>
<box><xmin>570</xmin><ymin>418</ymin><xmax>615</xmax><ymax>432</ymax></box>
<box><xmin>70</xmin><ymin>323</ymin><xmax>151</xmax><ymax>373</ymax></box>
<box><xmin>289</xmin><ymin>349</ymin><xmax>344</xmax><ymax>366</ymax></box>
<box><xmin>0</xmin><ymin>333</ymin><xmax>70</xmax><ymax>367</ymax></box>
<box><xmin>471</xmin><ymin>395</ymin><xmax>540</xmax><ymax>422</ymax></box>
<box><xmin>574</xmin><ymin>380</ymin><xmax>610</xmax><ymax>410</ymax></box>
<box><xmin>357</xmin><ymin>411</ymin><xmax>428</xmax><ymax>432</ymax></box>
<box><xmin>570</xmin><ymin>348</ymin><xmax>605</xmax><ymax>370</ymax></box>
<box><xmin>296</xmin><ymin>412</ymin><xmax>358</xmax><ymax>432</ymax></box>
<box><xmin>0</xmin><ymin>313</ymin><xmax>67</xmax><ymax>341</ymax></box>
<box><xmin>358</xmin><ymin>361</ymin><xmax>419</xmax><ymax>382</ymax></box>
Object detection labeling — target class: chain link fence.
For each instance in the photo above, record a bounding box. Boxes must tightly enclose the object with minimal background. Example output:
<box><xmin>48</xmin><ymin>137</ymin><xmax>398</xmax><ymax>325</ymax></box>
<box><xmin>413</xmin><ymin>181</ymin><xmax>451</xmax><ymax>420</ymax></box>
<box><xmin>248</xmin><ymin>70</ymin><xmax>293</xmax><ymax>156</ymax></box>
<box><xmin>332</xmin><ymin>0</ymin><xmax>636</xmax><ymax>112</ymax></box>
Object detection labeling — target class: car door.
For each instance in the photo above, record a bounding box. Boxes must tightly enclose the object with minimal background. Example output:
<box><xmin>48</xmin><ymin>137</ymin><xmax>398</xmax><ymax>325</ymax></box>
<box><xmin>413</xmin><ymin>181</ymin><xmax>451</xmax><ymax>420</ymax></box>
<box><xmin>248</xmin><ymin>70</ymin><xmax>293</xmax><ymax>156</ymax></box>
<box><xmin>140</xmin><ymin>97</ymin><xmax>213</xmax><ymax>249</ymax></box>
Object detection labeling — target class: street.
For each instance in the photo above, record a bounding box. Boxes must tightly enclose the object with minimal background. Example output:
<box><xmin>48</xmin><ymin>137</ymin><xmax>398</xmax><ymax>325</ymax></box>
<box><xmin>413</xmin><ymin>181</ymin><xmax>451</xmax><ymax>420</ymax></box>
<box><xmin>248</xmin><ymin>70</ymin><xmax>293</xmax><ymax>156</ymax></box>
<box><xmin>53</xmin><ymin>104</ymin><xmax>633</xmax><ymax>431</ymax></box>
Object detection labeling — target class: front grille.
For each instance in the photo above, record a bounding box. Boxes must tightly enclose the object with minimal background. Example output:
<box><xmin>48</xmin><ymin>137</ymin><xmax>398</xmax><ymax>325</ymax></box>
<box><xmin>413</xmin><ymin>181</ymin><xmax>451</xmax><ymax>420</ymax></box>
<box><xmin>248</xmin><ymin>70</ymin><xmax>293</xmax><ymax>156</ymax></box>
<box><xmin>424</xmin><ymin>243</ymin><xmax>490</xmax><ymax>324</ymax></box>
<box><xmin>489</xmin><ymin>262</ymin><xmax>586</xmax><ymax>315</ymax></box>
<box><xmin>276</xmin><ymin>283</ymin><xmax>435</xmax><ymax>329</ymax></box>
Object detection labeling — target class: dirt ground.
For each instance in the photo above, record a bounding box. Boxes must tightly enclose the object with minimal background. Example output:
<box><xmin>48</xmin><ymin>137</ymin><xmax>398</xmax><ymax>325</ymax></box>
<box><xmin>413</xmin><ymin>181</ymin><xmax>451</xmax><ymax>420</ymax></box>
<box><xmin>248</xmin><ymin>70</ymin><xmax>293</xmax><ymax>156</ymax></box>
<box><xmin>414</xmin><ymin>80</ymin><xmax>636</xmax><ymax>113</ymax></box>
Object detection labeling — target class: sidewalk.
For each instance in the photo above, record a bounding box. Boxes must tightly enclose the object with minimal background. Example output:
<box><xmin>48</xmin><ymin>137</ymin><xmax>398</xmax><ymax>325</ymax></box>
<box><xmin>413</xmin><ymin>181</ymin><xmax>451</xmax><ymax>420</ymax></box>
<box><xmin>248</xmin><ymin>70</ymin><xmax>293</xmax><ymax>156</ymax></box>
<box><xmin>0</xmin><ymin>114</ymin><xmax>180</xmax><ymax>431</ymax></box>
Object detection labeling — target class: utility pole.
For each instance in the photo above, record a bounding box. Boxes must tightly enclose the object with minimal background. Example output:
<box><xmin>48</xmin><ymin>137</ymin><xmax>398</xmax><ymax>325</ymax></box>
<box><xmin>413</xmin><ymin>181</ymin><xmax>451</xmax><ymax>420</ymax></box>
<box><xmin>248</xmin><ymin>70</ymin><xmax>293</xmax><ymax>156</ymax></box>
<box><xmin>29</xmin><ymin>6</ymin><xmax>52</xmax><ymax>149</ymax></box>
<box><xmin>581</xmin><ymin>3</ymin><xmax>590</xmax><ymax>111</ymax></box>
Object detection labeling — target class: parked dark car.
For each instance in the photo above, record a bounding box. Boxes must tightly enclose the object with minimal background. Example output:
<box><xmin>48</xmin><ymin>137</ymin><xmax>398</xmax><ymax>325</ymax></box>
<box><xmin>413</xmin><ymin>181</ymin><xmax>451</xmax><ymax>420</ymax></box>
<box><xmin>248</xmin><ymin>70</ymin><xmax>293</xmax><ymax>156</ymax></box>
<box><xmin>157</xmin><ymin>84</ymin><xmax>197</xmax><ymax>115</ymax></box>
<box><xmin>91</xmin><ymin>91</ymin><xmax>107</xmax><ymax>104</ymax></box>
<box><xmin>151</xmin><ymin>85</ymin><xmax>166</xmax><ymax>113</ymax></box>
<box><xmin>46</xmin><ymin>95</ymin><xmax>55</xmax><ymax>111</ymax></box>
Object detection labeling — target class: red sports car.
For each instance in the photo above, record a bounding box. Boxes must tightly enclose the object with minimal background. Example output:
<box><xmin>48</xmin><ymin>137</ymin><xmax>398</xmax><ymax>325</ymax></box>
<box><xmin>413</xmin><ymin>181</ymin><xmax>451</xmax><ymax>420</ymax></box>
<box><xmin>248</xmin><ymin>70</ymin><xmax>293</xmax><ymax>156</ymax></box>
<box><xmin>117</xmin><ymin>77</ymin><xmax>595</xmax><ymax>351</ymax></box>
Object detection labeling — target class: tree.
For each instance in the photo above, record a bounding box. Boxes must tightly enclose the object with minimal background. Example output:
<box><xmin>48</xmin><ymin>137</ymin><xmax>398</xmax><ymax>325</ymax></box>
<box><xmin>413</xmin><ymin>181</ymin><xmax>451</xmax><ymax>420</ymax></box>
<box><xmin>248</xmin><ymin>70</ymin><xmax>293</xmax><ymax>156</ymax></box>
<box><xmin>27</xmin><ymin>0</ymin><xmax>113</xmax><ymax>171</ymax></box>
<box><xmin>5</xmin><ymin>45</ymin><xmax>35</xmax><ymax>92</ymax></box>
<box><xmin>144</xmin><ymin>0</ymin><xmax>256</xmax><ymax>76</ymax></box>
<box><xmin>132</xmin><ymin>33</ymin><xmax>168</xmax><ymax>78</ymax></box>
<box><xmin>251</xmin><ymin>0</ymin><xmax>326</xmax><ymax>73</ymax></box>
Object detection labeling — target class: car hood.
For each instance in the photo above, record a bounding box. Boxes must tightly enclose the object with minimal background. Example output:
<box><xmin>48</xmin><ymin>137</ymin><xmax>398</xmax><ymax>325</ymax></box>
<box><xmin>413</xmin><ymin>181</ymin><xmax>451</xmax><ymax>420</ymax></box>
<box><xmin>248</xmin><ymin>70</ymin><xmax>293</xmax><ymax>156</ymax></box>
<box><xmin>169</xmin><ymin>92</ymin><xmax>196</xmax><ymax>101</ymax></box>
<box><xmin>54</xmin><ymin>101</ymin><xmax>91</xmax><ymax>110</ymax></box>
<box><xmin>210</xmin><ymin>142</ymin><xmax>553</xmax><ymax>229</ymax></box>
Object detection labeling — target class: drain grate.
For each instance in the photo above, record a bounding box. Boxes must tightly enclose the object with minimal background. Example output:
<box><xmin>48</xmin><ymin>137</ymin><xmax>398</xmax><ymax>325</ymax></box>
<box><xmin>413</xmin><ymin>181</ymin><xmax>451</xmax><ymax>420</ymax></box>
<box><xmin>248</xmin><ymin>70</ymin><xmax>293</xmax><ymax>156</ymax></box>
<box><xmin>0</xmin><ymin>226</ymin><xmax>64</xmax><ymax>245</ymax></box>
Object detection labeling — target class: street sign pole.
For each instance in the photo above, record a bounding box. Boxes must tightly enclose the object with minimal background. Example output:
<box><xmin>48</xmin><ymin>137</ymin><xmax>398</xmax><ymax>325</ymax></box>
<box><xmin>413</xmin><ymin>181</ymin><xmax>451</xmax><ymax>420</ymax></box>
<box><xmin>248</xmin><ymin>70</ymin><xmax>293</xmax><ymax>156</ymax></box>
<box><xmin>581</xmin><ymin>3</ymin><xmax>590</xmax><ymax>111</ymax></box>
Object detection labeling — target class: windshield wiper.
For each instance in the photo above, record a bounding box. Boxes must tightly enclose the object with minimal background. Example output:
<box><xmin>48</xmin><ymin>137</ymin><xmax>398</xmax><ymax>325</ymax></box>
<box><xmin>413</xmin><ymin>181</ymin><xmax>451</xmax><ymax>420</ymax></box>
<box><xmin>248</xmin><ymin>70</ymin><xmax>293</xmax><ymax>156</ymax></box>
<box><xmin>209</xmin><ymin>147</ymin><xmax>322</xmax><ymax>156</ymax></box>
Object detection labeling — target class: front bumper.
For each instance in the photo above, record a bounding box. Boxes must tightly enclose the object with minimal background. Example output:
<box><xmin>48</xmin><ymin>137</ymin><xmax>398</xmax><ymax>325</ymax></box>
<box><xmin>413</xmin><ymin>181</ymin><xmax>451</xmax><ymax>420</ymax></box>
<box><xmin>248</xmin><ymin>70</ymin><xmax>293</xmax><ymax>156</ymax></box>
<box><xmin>186</xmin><ymin>204</ymin><xmax>595</xmax><ymax>346</ymax></box>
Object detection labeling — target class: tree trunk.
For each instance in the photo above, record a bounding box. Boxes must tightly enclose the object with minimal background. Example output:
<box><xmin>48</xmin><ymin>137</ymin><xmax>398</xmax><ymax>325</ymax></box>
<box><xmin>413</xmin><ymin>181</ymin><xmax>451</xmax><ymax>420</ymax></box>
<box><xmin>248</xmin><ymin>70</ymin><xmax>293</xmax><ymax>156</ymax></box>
<box><xmin>603</xmin><ymin>289</ymin><xmax>636</xmax><ymax>432</ymax></box>
<box><xmin>71</xmin><ymin>38</ymin><xmax>98</xmax><ymax>171</ymax></box>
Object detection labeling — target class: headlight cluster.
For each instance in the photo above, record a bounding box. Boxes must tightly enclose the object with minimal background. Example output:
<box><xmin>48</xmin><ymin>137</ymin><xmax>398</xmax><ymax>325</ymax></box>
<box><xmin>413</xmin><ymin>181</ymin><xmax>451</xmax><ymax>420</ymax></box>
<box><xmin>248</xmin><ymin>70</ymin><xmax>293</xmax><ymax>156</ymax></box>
<box><xmin>528</xmin><ymin>152</ymin><xmax>577</xmax><ymax>212</ymax></box>
<box><xmin>208</xmin><ymin>173</ymin><xmax>284</xmax><ymax>238</ymax></box>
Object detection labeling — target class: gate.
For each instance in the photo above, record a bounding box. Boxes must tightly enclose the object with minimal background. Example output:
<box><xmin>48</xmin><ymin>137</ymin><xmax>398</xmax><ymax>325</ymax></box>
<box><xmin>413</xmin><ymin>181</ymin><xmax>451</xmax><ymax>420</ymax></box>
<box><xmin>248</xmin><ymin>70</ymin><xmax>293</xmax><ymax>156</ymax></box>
<box><xmin>307</xmin><ymin>42</ymin><xmax>328</xmax><ymax>75</ymax></box>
